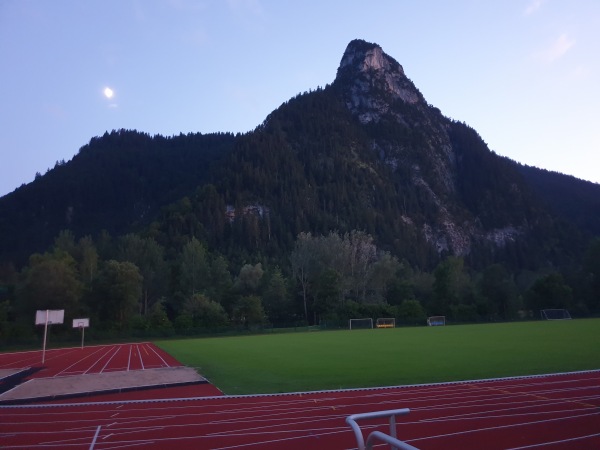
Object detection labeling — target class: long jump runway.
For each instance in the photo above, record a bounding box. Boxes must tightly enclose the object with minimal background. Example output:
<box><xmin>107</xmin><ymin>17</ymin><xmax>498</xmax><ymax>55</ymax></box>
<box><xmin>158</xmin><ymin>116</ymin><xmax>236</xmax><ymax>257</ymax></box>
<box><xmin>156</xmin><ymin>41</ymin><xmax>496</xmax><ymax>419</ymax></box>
<box><xmin>1</xmin><ymin>370</ymin><xmax>599</xmax><ymax>449</ymax></box>
<box><xmin>0</xmin><ymin>342</ymin><xmax>182</xmax><ymax>377</ymax></box>
<box><xmin>0</xmin><ymin>343</ymin><xmax>217</xmax><ymax>403</ymax></box>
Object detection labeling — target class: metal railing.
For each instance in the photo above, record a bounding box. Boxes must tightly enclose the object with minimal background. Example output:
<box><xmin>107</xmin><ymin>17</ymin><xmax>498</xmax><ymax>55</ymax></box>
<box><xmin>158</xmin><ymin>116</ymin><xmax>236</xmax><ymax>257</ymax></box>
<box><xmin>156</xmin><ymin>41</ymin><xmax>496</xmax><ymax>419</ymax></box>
<box><xmin>346</xmin><ymin>408</ymin><xmax>420</xmax><ymax>450</ymax></box>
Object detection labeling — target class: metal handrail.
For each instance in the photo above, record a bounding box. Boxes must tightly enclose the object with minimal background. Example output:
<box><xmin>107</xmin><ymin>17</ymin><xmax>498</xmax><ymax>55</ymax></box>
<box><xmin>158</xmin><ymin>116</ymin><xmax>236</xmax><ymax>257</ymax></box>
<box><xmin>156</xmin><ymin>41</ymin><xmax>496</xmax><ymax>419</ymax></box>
<box><xmin>366</xmin><ymin>431</ymin><xmax>420</xmax><ymax>450</ymax></box>
<box><xmin>345</xmin><ymin>408</ymin><xmax>418</xmax><ymax>450</ymax></box>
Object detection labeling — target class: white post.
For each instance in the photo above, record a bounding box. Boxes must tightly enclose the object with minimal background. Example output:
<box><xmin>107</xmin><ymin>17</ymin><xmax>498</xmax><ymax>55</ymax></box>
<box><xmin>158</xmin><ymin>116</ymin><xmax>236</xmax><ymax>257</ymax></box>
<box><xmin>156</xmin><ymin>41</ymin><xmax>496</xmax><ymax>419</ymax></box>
<box><xmin>81</xmin><ymin>326</ymin><xmax>85</xmax><ymax>349</ymax></box>
<box><xmin>42</xmin><ymin>309</ymin><xmax>48</xmax><ymax>364</ymax></box>
<box><xmin>36</xmin><ymin>309</ymin><xmax>64</xmax><ymax>365</ymax></box>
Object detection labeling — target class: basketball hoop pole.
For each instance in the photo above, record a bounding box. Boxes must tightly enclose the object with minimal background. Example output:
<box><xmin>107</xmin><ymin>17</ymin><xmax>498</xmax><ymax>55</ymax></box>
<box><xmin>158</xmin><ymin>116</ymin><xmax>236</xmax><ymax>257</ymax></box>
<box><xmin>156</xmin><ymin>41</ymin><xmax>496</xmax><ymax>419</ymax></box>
<box><xmin>36</xmin><ymin>309</ymin><xmax>64</xmax><ymax>365</ymax></box>
<box><xmin>73</xmin><ymin>318</ymin><xmax>89</xmax><ymax>348</ymax></box>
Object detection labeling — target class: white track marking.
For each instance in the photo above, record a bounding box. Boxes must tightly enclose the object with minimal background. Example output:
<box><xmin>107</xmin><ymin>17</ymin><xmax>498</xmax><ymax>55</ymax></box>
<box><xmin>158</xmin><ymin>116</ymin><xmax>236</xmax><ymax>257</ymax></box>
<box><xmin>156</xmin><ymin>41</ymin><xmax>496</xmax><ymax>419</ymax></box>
<box><xmin>90</xmin><ymin>425</ymin><xmax>102</xmax><ymax>450</ymax></box>
<box><xmin>208</xmin><ymin>427</ymin><xmax>350</xmax><ymax>450</ymax></box>
<box><xmin>36</xmin><ymin>424</ymin><xmax>351</xmax><ymax>450</ymax></box>
<box><xmin>97</xmin><ymin>441</ymin><xmax>157</xmax><ymax>449</ymax></box>
<box><xmin>426</xmin><ymin>403</ymin><xmax>600</xmax><ymax>427</ymax></box>
<box><xmin>416</xmin><ymin>405</ymin><xmax>599</xmax><ymax>426</ymax></box>
<box><xmin>205</xmin><ymin>414</ymin><xmax>348</xmax><ymax>436</ymax></box>
<box><xmin>98</xmin><ymin>346</ymin><xmax>122</xmax><ymax>374</ymax></box>
<box><xmin>404</xmin><ymin>388</ymin><xmax>600</xmax><ymax>414</ymax></box>
<box><xmin>127</xmin><ymin>345</ymin><xmax>132</xmax><ymax>371</ymax></box>
<box><xmin>56</xmin><ymin>346</ymin><xmax>112</xmax><ymax>377</ymax></box>
<box><xmin>406</xmin><ymin>410</ymin><xmax>600</xmax><ymax>444</ymax></box>
<box><xmin>0</xmin><ymin>347</ymin><xmax>79</xmax><ymax>370</ymax></box>
<box><xmin>505</xmin><ymin>432</ymin><xmax>600</xmax><ymax>449</ymax></box>
<box><xmin>138</xmin><ymin>345</ymin><xmax>144</xmax><ymax>370</ymax></box>
<box><xmin>82</xmin><ymin>346</ymin><xmax>120</xmax><ymax>375</ymax></box>
<box><xmin>145</xmin><ymin>343</ymin><xmax>170</xmax><ymax>367</ymax></box>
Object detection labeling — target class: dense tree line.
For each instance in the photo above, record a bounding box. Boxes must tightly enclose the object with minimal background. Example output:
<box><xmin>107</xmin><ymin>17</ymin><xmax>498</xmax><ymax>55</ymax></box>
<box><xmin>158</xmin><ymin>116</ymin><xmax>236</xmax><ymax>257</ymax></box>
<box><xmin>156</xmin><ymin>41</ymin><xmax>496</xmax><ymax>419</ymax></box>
<box><xmin>517</xmin><ymin>164</ymin><xmax>600</xmax><ymax>237</ymax></box>
<box><xmin>0</xmin><ymin>130</ymin><xmax>236</xmax><ymax>265</ymax></box>
<box><xmin>1</xmin><ymin>228</ymin><xmax>598</xmax><ymax>344</ymax></box>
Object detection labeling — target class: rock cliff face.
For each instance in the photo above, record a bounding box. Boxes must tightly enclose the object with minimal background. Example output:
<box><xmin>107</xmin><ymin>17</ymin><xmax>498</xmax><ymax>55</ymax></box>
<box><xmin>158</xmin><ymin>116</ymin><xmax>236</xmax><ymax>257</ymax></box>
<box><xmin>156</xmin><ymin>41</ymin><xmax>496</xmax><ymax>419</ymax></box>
<box><xmin>334</xmin><ymin>40</ymin><xmax>523</xmax><ymax>256</ymax></box>
<box><xmin>338</xmin><ymin>41</ymin><xmax>422</xmax><ymax>124</ymax></box>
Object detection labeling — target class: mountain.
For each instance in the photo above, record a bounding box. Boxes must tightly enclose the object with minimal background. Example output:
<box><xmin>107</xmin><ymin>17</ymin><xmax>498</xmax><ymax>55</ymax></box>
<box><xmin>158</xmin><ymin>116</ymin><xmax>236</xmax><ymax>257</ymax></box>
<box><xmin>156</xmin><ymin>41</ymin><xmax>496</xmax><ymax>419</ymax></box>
<box><xmin>0</xmin><ymin>130</ymin><xmax>235</xmax><ymax>264</ymax></box>
<box><xmin>516</xmin><ymin>164</ymin><xmax>600</xmax><ymax>237</ymax></box>
<box><xmin>0</xmin><ymin>39</ymin><xmax>598</xmax><ymax>272</ymax></box>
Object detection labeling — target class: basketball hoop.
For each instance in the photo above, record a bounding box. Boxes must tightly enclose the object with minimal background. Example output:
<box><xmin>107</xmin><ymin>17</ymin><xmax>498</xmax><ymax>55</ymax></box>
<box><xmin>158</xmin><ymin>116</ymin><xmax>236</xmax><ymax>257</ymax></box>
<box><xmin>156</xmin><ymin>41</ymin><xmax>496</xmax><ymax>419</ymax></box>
<box><xmin>72</xmin><ymin>318</ymin><xmax>90</xmax><ymax>349</ymax></box>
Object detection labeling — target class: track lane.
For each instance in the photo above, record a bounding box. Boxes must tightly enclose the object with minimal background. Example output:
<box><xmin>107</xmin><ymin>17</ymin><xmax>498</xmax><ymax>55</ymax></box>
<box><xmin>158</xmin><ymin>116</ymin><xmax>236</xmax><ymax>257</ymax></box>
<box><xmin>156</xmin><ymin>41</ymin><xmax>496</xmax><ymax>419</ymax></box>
<box><xmin>0</xmin><ymin>343</ymin><xmax>178</xmax><ymax>379</ymax></box>
<box><xmin>2</xmin><ymin>371</ymin><xmax>599</xmax><ymax>449</ymax></box>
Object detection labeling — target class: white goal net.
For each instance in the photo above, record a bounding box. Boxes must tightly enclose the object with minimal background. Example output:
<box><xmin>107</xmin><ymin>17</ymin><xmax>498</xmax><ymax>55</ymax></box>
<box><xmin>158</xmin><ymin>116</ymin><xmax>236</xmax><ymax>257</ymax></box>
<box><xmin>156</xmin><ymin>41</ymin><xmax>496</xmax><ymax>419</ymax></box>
<box><xmin>427</xmin><ymin>316</ymin><xmax>446</xmax><ymax>326</ymax></box>
<box><xmin>349</xmin><ymin>318</ymin><xmax>373</xmax><ymax>330</ymax></box>
<box><xmin>541</xmin><ymin>309</ymin><xmax>571</xmax><ymax>320</ymax></box>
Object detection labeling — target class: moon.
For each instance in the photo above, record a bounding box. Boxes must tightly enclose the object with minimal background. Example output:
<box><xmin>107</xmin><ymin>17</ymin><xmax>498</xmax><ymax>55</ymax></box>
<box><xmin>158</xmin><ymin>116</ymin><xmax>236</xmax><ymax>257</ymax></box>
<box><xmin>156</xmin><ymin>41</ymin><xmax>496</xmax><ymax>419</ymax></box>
<box><xmin>103</xmin><ymin>87</ymin><xmax>114</xmax><ymax>99</ymax></box>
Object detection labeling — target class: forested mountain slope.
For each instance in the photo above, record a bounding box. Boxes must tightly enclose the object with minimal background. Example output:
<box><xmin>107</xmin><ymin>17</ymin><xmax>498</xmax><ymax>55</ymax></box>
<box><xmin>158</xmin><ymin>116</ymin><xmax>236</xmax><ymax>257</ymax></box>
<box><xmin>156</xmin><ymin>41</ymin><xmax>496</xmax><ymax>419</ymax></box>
<box><xmin>0</xmin><ymin>130</ymin><xmax>235</xmax><ymax>264</ymax></box>
<box><xmin>0</xmin><ymin>39</ymin><xmax>596</xmax><ymax>273</ymax></box>
<box><xmin>517</xmin><ymin>164</ymin><xmax>600</xmax><ymax>237</ymax></box>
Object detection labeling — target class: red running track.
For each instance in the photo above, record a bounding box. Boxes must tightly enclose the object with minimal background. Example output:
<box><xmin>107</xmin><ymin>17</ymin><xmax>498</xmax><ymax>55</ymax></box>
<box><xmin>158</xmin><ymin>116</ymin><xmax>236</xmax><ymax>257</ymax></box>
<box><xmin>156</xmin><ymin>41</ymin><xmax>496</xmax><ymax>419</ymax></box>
<box><xmin>1</xmin><ymin>370</ymin><xmax>599</xmax><ymax>449</ymax></box>
<box><xmin>0</xmin><ymin>343</ymin><xmax>181</xmax><ymax>378</ymax></box>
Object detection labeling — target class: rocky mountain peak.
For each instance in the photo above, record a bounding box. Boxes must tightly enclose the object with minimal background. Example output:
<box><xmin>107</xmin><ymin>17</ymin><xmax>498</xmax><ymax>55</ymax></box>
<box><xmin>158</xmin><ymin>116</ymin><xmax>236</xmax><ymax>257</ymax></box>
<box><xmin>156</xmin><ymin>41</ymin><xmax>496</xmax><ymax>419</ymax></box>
<box><xmin>335</xmin><ymin>39</ymin><xmax>424</xmax><ymax>124</ymax></box>
<box><xmin>338</xmin><ymin>39</ymin><xmax>403</xmax><ymax>75</ymax></box>
<box><xmin>336</xmin><ymin>40</ymin><xmax>470</xmax><ymax>254</ymax></box>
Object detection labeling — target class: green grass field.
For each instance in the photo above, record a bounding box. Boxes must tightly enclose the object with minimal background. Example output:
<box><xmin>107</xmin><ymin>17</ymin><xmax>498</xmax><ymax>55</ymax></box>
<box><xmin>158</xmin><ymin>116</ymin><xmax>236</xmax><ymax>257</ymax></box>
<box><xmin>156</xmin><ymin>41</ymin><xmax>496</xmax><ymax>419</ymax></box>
<box><xmin>156</xmin><ymin>319</ymin><xmax>600</xmax><ymax>395</ymax></box>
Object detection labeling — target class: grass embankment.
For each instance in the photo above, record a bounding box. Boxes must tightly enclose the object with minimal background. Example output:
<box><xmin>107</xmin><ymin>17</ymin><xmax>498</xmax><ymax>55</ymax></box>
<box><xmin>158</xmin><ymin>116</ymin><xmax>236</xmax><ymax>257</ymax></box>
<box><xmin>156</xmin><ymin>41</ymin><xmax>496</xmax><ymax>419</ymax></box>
<box><xmin>156</xmin><ymin>319</ymin><xmax>600</xmax><ymax>395</ymax></box>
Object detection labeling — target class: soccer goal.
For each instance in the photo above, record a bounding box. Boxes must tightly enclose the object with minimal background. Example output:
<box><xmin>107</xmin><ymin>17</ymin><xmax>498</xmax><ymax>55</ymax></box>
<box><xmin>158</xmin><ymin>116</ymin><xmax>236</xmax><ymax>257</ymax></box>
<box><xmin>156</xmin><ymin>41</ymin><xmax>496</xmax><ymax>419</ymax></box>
<box><xmin>541</xmin><ymin>309</ymin><xmax>571</xmax><ymax>320</ymax></box>
<box><xmin>376</xmin><ymin>318</ymin><xmax>396</xmax><ymax>328</ymax></box>
<box><xmin>427</xmin><ymin>316</ymin><xmax>446</xmax><ymax>326</ymax></box>
<box><xmin>349</xmin><ymin>318</ymin><xmax>373</xmax><ymax>330</ymax></box>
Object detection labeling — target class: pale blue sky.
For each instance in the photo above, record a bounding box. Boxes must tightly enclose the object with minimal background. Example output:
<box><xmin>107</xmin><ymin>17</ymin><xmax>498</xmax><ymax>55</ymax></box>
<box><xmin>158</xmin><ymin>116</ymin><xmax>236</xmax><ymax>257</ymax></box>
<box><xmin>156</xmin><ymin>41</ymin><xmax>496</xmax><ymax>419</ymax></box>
<box><xmin>1</xmin><ymin>0</ymin><xmax>599</xmax><ymax>197</ymax></box>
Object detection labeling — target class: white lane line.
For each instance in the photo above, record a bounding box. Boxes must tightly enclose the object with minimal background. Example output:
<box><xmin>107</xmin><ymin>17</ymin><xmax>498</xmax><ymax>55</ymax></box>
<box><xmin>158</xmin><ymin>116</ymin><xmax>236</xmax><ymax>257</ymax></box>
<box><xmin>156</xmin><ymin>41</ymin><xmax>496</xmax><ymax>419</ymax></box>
<box><xmin>99</xmin><ymin>347</ymin><xmax>121</xmax><ymax>374</ymax></box>
<box><xmin>89</xmin><ymin>425</ymin><xmax>101</xmax><ymax>450</ymax></box>
<box><xmin>127</xmin><ymin>345</ymin><xmax>132</xmax><ymax>371</ymax></box>
<box><xmin>138</xmin><ymin>345</ymin><xmax>144</xmax><ymax>370</ymax></box>
<box><xmin>41</xmin><ymin>348</ymin><xmax>81</xmax><ymax>364</ymax></box>
<box><xmin>145</xmin><ymin>343</ymin><xmax>170</xmax><ymax>367</ymax></box>
<box><xmin>418</xmin><ymin>405</ymin><xmax>599</xmax><ymax>426</ymax></box>
<box><xmin>37</xmin><ymin>432</ymin><xmax>103</xmax><ymax>446</ymax></box>
<box><xmin>208</xmin><ymin>427</ymin><xmax>349</xmax><ymax>450</ymax></box>
<box><xmin>83</xmin><ymin>346</ymin><xmax>122</xmax><ymax>375</ymax></box>
<box><xmin>55</xmin><ymin>346</ymin><xmax>109</xmax><ymax>377</ymax></box>
<box><xmin>407</xmin><ymin>410</ymin><xmax>600</xmax><ymax>444</ymax></box>
<box><xmin>410</xmin><ymin>392</ymin><xmax>600</xmax><ymax>419</ymax></box>
<box><xmin>506</xmin><ymin>432</ymin><xmax>600</xmax><ymax>449</ymax></box>
<box><xmin>0</xmin><ymin>353</ymin><xmax>46</xmax><ymax>369</ymax></box>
